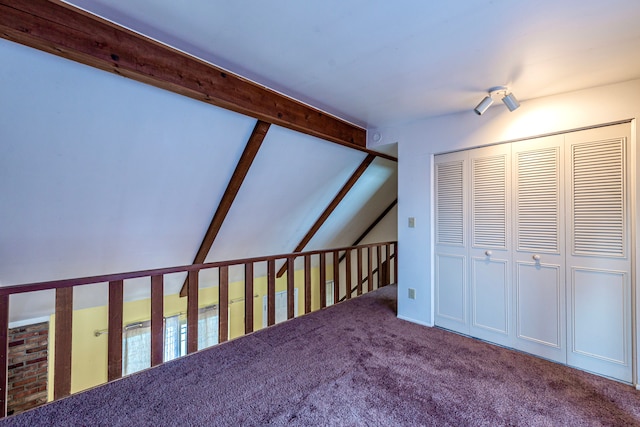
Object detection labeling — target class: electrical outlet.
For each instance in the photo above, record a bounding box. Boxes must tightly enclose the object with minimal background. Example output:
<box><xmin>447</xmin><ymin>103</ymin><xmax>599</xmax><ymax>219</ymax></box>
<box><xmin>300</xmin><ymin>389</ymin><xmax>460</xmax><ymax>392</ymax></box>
<box><xmin>408</xmin><ymin>288</ymin><xmax>416</xmax><ymax>299</ymax></box>
<box><xmin>408</xmin><ymin>217</ymin><xmax>415</xmax><ymax>228</ymax></box>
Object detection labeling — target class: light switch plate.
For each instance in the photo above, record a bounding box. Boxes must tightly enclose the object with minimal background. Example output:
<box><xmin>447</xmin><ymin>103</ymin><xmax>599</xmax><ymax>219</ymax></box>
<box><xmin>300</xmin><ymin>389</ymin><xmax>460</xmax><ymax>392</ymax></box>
<box><xmin>408</xmin><ymin>288</ymin><xmax>416</xmax><ymax>299</ymax></box>
<box><xmin>408</xmin><ymin>217</ymin><xmax>415</xmax><ymax>228</ymax></box>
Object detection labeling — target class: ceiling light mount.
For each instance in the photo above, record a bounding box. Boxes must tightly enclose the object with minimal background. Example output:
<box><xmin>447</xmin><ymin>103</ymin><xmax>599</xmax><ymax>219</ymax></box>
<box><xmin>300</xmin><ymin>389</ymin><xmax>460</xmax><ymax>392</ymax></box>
<box><xmin>474</xmin><ymin>85</ymin><xmax>520</xmax><ymax>115</ymax></box>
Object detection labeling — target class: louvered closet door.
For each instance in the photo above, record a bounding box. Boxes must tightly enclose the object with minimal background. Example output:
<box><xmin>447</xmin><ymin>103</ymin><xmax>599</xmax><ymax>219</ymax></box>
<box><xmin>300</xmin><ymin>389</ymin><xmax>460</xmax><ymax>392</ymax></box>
<box><xmin>512</xmin><ymin>135</ymin><xmax>567</xmax><ymax>364</ymax></box>
<box><xmin>468</xmin><ymin>144</ymin><xmax>512</xmax><ymax>346</ymax></box>
<box><xmin>434</xmin><ymin>151</ymin><xmax>469</xmax><ymax>334</ymax></box>
<box><xmin>565</xmin><ymin>123</ymin><xmax>632</xmax><ymax>382</ymax></box>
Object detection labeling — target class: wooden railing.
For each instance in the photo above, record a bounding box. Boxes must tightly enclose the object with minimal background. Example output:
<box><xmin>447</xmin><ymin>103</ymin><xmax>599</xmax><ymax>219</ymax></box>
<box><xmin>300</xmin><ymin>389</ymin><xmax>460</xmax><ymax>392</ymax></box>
<box><xmin>0</xmin><ymin>241</ymin><xmax>396</xmax><ymax>417</ymax></box>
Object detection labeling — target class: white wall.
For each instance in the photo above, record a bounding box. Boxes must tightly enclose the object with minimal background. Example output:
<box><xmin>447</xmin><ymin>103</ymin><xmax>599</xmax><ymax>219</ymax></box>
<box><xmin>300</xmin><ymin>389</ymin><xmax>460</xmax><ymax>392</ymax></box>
<box><xmin>377</xmin><ymin>78</ymin><xmax>640</xmax><ymax>383</ymax></box>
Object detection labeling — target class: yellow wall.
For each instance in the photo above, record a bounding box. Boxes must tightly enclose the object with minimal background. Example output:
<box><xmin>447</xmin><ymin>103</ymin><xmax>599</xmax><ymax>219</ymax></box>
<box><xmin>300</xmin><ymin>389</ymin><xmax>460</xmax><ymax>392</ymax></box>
<box><xmin>47</xmin><ymin>265</ymin><xmax>330</xmax><ymax>401</ymax></box>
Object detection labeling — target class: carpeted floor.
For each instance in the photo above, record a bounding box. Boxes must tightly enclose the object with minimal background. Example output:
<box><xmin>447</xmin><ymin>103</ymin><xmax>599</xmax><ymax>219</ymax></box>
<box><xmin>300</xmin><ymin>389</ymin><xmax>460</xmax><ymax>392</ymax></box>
<box><xmin>3</xmin><ymin>284</ymin><xmax>640</xmax><ymax>426</ymax></box>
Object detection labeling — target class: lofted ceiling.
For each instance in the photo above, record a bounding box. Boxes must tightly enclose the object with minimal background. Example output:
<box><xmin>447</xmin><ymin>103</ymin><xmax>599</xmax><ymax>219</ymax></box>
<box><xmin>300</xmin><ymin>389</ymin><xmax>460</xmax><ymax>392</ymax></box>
<box><xmin>63</xmin><ymin>0</ymin><xmax>640</xmax><ymax>129</ymax></box>
<box><xmin>0</xmin><ymin>35</ymin><xmax>396</xmax><ymax>321</ymax></box>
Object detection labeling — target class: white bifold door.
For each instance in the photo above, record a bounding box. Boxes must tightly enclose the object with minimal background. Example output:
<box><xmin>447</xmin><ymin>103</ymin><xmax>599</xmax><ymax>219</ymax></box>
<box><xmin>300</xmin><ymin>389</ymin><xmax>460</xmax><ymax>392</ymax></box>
<box><xmin>512</xmin><ymin>135</ymin><xmax>566</xmax><ymax>364</ymax></box>
<box><xmin>468</xmin><ymin>144</ymin><xmax>512</xmax><ymax>347</ymax></box>
<box><xmin>564</xmin><ymin>125</ymin><xmax>631</xmax><ymax>381</ymax></box>
<box><xmin>435</xmin><ymin>150</ymin><xmax>469</xmax><ymax>335</ymax></box>
<box><xmin>434</xmin><ymin>123</ymin><xmax>632</xmax><ymax>383</ymax></box>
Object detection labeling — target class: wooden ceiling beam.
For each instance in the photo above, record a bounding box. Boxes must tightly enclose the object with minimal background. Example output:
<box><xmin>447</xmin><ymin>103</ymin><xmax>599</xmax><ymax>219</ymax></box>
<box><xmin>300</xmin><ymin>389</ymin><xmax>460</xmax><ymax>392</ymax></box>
<box><xmin>180</xmin><ymin>120</ymin><xmax>270</xmax><ymax>297</ymax></box>
<box><xmin>0</xmin><ymin>0</ymin><xmax>367</xmax><ymax>150</ymax></box>
<box><xmin>276</xmin><ymin>154</ymin><xmax>376</xmax><ymax>278</ymax></box>
<box><xmin>338</xmin><ymin>198</ymin><xmax>397</xmax><ymax>263</ymax></box>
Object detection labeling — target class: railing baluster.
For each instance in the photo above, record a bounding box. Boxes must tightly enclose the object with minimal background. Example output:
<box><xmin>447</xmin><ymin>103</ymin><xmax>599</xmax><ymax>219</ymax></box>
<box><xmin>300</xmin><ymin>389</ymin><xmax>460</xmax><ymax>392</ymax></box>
<box><xmin>287</xmin><ymin>257</ymin><xmax>295</xmax><ymax>319</ymax></box>
<box><xmin>357</xmin><ymin>247</ymin><xmax>363</xmax><ymax>296</ymax></box>
<box><xmin>333</xmin><ymin>251</ymin><xmax>340</xmax><ymax>304</ymax></box>
<box><xmin>150</xmin><ymin>275</ymin><xmax>163</xmax><ymax>366</ymax></box>
<box><xmin>187</xmin><ymin>271</ymin><xmax>199</xmax><ymax>354</ymax></box>
<box><xmin>245</xmin><ymin>263</ymin><xmax>254</xmax><ymax>334</ymax></box>
<box><xmin>377</xmin><ymin>245</ymin><xmax>383</xmax><ymax>289</ymax></box>
<box><xmin>345</xmin><ymin>250</ymin><xmax>352</xmax><ymax>300</ymax></box>
<box><xmin>319</xmin><ymin>253</ymin><xmax>326</xmax><ymax>309</ymax></box>
<box><xmin>367</xmin><ymin>247</ymin><xmax>373</xmax><ymax>292</ymax></box>
<box><xmin>108</xmin><ymin>280</ymin><xmax>123</xmax><ymax>381</ymax></box>
<box><xmin>0</xmin><ymin>294</ymin><xmax>9</xmax><ymax>417</ymax></box>
<box><xmin>381</xmin><ymin>261</ymin><xmax>388</xmax><ymax>287</ymax></box>
<box><xmin>267</xmin><ymin>260</ymin><xmax>275</xmax><ymax>326</ymax></box>
<box><xmin>219</xmin><ymin>266</ymin><xmax>229</xmax><ymax>343</ymax></box>
<box><xmin>54</xmin><ymin>287</ymin><xmax>72</xmax><ymax>400</ymax></box>
<box><xmin>394</xmin><ymin>243</ymin><xmax>398</xmax><ymax>284</ymax></box>
<box><xmin>304</xmin><ymin>255</ymin><xmax>311</xmax><ymax>314</ymax></box>
<box><xmin>385</xmin><ymin>244</ymin><xmax>392</xmax><ymax>286</ymax></box>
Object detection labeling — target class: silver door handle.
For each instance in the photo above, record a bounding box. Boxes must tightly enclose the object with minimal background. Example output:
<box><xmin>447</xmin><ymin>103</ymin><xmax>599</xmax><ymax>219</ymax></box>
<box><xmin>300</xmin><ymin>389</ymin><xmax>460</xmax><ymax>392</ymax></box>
<box><xmin>485</xmin><ymin>250</ymin><xmax>492</xmax><ymax>257</ymax></box>
<box><xmin>532</xmin><ymin>254</ymin><xmax>541</xmax><ymax>261</ymax></box>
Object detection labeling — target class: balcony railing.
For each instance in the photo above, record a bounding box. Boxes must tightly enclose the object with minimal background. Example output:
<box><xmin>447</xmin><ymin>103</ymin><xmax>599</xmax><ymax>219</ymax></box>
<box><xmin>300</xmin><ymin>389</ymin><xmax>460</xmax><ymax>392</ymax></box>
<box><xmin>0</xmin><ymin>241</ymin><xmax>397</xmax><ymax>417</ymax></box>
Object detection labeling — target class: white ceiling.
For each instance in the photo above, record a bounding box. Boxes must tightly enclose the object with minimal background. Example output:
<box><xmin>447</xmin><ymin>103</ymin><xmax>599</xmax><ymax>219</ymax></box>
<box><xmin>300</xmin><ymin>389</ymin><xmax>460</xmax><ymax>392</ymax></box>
<box><xmin>65</xmin><ymin>0</ymin><xmax>640</xmax><ymax>128</ymax></box>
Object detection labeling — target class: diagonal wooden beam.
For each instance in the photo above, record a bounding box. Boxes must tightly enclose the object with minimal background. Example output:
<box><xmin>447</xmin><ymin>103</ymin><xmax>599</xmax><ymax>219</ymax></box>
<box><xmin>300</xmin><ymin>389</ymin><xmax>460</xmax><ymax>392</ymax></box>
<box><xmin>338</xmin><ymin>198</ymin><xmax>397</xmax><ymax>263</ymax></box>
<box><xmin>180</xmin><ymin>120</ymin><xmax>269</xmax><ymax>297</ymax></box>
<box><xmin>0</xmin><ymin>0</ymin><xmax>366</xmax><ymax>150</ymax></box>
<box><xmin>276</xmin><ymin>154</ymin><xmax>375</xmax><ymax>278</ymax></box>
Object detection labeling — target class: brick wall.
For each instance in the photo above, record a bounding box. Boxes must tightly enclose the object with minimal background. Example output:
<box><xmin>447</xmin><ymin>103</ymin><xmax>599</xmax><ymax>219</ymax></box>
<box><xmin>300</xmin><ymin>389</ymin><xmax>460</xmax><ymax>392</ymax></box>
<box><xmin>7</xmin><ymin>322</ymin><xmax>49</xmax><ymax>416</ymax></box>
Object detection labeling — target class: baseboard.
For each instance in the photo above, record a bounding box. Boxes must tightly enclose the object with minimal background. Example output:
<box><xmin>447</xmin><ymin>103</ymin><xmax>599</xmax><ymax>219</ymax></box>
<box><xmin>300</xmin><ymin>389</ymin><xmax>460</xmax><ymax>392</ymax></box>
<box><xmin>397</xmin><ymin>314</ymin><xmax>433</xmax><ymax>327</ymax></box>
<box><xmin>636</xmin><ymin>383</ymin><xmax>640</xmax><ymax>391</ymax></box>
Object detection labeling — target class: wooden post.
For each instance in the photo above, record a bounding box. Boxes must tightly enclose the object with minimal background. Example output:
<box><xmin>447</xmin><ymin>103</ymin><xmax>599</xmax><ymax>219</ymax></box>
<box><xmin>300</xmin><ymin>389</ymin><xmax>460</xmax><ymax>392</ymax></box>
<box><xmin>356</xmin><ymin>247</ymin><xmax>363</xmax><ymax>296</ymax></box>
<box><xmin>367</xmin><ymin>247</ymin><xmax>373</xmax><ymax>293</ymax></box>
<box><xmin>384</xmin><ymin>243</ymin><xmax>392</xmax><ymax>286</ymax></box>
<box><xmin>107</xmin><ymin>280</ymin><xmax>123</xmax><ymax>381</ymax></box>
<box><xmin>319</xmin><ymin>253</ymin><xmax>327</xmax><ymax>309</ymax></box>
<box><xmin>150</xmin><ymin>275</ymin><xmax>163</xmax><ymax>366</ymax></box>
<box><xmin>345</xmin><ymin>250</ymin><xmax>352</xmax><ymax>300</ymax></box>
<box><xmin>287</xmin><ymin>257</ymin><xmax>295</xmax><ymax>319</ymax></box>
<box><xmin>219</xmin><ymin>267</ymin><xmax>229</xmax><ymax>343</ymax></box>
<box><xmin>304</xmin><ymin>255</ymin><xmax>311</xmax><ymax>314</ymax></box>
<box><xmin>377</xmin><ymin>245</ymin><xmax>383</xmax><ymax>289</ymax></box>
<box><xmin>244</xmin><ymin>263</ymin><xmax>254</xmax><ymax>334</ymax></box>
<box><xmin>187</xmin><ymin>271</ymin><xmax>199</xmax><ymax>354</ymax></box>
<box><xmin>333</xmin><ymin>251</ymin><xmax>340</xmax><ymax>304</ymax></box>
<box><xmin>394</xmin><ymin>243</ymin><xmax>398</xmax><ymax>285</ymax></box>
<box><xmin>267</xmin><ymin>260</ymin><xmax>276</xmax><ymax>326</ymax></box>
<box><xmin>0</xmin><ymin>295</ymin><xmax>8</xmax><ymax>417</ymax></box>
<box><xmin>54</xmin><ymin>287</ymin><xmax>72</xmax><ymax>400</ymax></box>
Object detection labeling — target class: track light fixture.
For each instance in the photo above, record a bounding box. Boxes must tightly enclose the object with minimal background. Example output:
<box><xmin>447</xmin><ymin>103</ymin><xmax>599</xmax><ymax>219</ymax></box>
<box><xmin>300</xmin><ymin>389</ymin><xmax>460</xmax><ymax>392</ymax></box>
<box><xmin>474</xmin><ymin>86</ymin><xmax>520</xmax><ymax>115</ymax></box>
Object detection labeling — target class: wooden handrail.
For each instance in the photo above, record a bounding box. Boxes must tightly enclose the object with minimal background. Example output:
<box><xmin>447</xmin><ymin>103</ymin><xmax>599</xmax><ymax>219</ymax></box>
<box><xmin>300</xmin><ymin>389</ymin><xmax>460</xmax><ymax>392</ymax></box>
<box><xmin>0</xmin><ymin>241</ymin><xmax>397</xmax><ymax>296</ymax></box>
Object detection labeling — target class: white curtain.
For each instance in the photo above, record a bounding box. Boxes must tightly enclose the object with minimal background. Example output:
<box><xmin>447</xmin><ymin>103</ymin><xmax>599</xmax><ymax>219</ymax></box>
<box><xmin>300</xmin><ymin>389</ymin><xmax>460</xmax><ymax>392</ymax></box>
<box><xmin>163</xmin><ymin>315</ymin><xmax>182</xmax><ymax>362</ymax></box>
<box><xmin>122</xmin><ymin>322</ymin><xmax>151</xmax><ymax>375</ymax></box>
<box><xmin>198</xmin><ymin>307</ymin><xmax>218</xmax><ymax>350</ymax></box>
<box><xmin>123</xmin><ymin>306</ymin><xmax>219</xmax><ymax>374</ymax></box>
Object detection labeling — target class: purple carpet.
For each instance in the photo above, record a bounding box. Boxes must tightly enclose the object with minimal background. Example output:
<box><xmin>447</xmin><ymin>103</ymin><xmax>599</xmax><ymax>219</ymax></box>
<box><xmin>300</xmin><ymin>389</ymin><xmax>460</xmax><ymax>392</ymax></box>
<box><xmin>3</xmin><ymin>284</ymin><xmax>640</xmax><ymax>426</ymax></box>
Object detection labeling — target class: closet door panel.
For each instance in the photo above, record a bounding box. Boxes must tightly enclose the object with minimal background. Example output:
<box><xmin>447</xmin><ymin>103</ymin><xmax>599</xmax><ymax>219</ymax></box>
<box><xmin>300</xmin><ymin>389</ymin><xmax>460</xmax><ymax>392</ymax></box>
<box><xmin>512</xmin><ymin>135</ymin><xmax>566</xmax><ymax>363</ymax></box>
<box><xmin>565</xmin><ymin>123</ymin><xmax>632</xmax><ymax>382</ymax></box>
<box><xmin>434</xmin><ymin>151</ymin><xmax>469</xmax><ymax>334</ymax></box>
<box><xmin>436</xmin><ymin>254</ymin><xmax>466</xmax><ymax>324</ymax></box>
<box><xmin>471</xmin><ymin>257</ymin><xmax>509</xmax><ymax>335</ymax></box>
<box><xmin>571</xmin><ymin>268</ymin><xmax>626</xmax><ymax>363</ymax></box>
<box><xmin>515</xmin><ymin>262</ymin><xmax>563</xmax><ymax>351</ymax></box>
<box><xmin>468</xmin><ymin>144</ymin><xmax>511</xmax><ymax>345</ymax></box>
